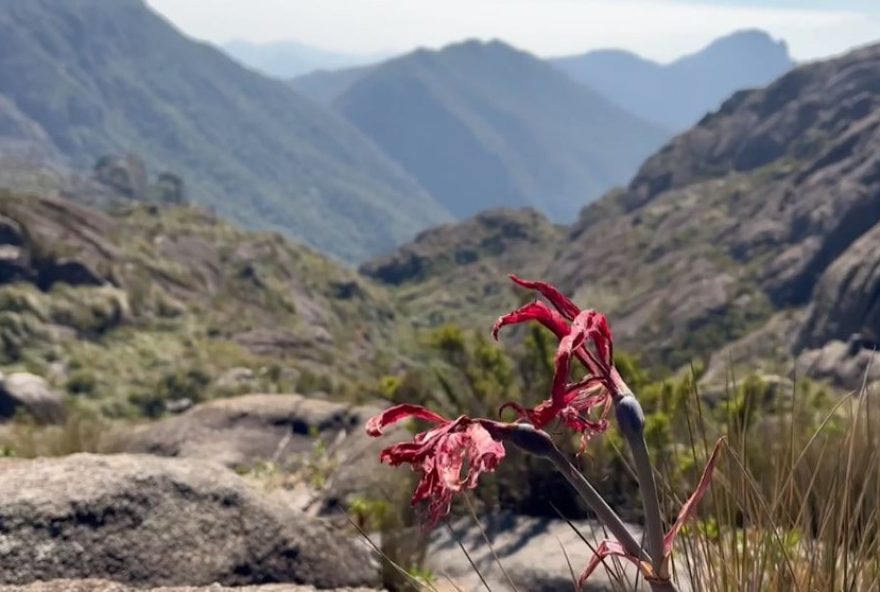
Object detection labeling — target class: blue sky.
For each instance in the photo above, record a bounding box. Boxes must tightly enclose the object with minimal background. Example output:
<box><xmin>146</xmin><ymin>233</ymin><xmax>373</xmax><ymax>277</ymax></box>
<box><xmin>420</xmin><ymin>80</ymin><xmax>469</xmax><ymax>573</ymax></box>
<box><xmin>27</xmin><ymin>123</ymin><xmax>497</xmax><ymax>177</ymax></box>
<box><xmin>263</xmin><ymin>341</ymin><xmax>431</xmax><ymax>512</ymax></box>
<box><xmin>147</xmin><ymin>0</ymin><xmax>880</xmax><ymax>63</ymax></box>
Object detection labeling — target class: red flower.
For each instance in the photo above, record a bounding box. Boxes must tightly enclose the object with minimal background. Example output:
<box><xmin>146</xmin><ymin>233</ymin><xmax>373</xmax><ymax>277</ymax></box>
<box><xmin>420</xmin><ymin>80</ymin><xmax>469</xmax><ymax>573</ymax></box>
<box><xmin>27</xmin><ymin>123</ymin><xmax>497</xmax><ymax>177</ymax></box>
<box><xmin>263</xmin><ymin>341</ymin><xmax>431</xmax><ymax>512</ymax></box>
<box><xmin>366</xmin><ymin>404</ymin><xmax>508</xmax><ymax>527</ymax></box>
<box><xmin>578</xmin><ymin>438</ymin><xmax>725</xmax><ymax>586</ymax></box>
<box><xmin>493</xmin><ymin>275</ymin><xmax>626</xmax><ymax>440</ymax></box>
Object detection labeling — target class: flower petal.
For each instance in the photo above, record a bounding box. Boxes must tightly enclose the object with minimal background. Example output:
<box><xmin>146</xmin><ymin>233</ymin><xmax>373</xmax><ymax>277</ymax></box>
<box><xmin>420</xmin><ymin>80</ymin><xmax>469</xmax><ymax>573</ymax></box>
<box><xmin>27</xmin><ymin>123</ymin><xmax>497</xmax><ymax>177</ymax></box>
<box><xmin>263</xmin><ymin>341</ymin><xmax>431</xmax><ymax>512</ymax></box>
<box><xmin>663</xmin><ymin>438</ymin><xmax>726</xmax><ymax>556</ymax></box>
<box><xmin>509</xmin><ymin>274</ymin><xmax>581</xmax><ymax>320</ymax></box>
<box><xmin>578</xmin><ymin>539</ymin><xmax>641</xmax><ymax>588</ymax></box>
<box><xmin>492</xmin><ymin>300</ymin><xmax>570</xmax><ymax>341</ymax></box>
<box><xmin>366</xmin><ymin>404</ymin><xmax>448</xmax><ymax>437</ymax></box>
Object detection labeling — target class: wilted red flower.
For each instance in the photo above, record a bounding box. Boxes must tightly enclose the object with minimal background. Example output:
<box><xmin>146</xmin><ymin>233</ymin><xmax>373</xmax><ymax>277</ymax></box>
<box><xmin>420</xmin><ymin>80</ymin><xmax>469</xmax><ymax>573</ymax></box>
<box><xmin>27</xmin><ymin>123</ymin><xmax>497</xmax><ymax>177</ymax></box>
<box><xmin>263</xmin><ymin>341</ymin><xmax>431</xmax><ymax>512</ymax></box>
<box><xmin>366</xmin><ymin>404</ymin><xmax>508</xmax><ymax>527</ymax></box>
<box><xmin>578</xmin><ymin>438</ymin><xmax>725</xmax><ymax>586</ymax></box>
<box><xmin>493</xmin><ymin>275</ymin><xmax>627</xmax><ymax>441</ymax></box>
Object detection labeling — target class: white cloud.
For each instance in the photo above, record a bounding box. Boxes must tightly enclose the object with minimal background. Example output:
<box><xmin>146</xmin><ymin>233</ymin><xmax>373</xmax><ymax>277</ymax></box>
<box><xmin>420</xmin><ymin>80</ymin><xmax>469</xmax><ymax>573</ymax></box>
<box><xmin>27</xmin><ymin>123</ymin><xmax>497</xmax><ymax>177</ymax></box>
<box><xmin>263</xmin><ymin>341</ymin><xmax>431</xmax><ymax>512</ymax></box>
<box><xmin>146</xmin><ymin>0</ymin><xmax>880</xmax><ymax>62</ymax></box>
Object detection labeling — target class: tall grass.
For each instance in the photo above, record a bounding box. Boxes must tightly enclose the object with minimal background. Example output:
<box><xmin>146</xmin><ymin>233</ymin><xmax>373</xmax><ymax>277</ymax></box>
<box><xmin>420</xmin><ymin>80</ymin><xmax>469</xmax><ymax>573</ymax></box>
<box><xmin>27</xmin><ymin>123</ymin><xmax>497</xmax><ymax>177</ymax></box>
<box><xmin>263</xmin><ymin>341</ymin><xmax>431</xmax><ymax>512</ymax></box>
<box><xmin>660</xmin><ymin>378</ymin><xmax>880</xmax><ymax>591</ymax></box>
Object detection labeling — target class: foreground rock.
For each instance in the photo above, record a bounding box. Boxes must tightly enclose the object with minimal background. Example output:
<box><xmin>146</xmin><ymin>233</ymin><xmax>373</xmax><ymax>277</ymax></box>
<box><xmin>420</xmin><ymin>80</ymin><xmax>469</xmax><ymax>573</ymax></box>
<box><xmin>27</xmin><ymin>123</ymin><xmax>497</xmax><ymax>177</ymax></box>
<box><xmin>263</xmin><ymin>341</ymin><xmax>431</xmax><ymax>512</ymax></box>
<box><xmin>0</xmin><ymin>454</ymin><xmax>378</xmax><ymax>588</ymax></box>
<box><xmin>0</xmin><ymin>582</ymin><xmax>378</xmax><ymax>592</ymax></box>
<box><xmin>123</xmin><ymin>394</ymin><xmax>401</xmax><ymax>513</ymax></box>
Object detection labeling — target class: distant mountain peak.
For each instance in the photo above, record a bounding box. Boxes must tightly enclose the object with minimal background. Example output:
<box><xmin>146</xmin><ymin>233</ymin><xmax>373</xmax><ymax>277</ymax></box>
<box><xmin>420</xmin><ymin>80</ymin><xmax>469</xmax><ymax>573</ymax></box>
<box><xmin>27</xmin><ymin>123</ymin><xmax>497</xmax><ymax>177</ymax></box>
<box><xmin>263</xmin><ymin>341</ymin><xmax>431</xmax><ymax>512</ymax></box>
<box><xmin>551</xmin><ymin>28</ymin><xmax>795</xmax><ymax>129</ymax></box>
<box><xmin>332</xmin><ymin>37</ymin><xmax>668</xmax><ymax>221</ymax></box>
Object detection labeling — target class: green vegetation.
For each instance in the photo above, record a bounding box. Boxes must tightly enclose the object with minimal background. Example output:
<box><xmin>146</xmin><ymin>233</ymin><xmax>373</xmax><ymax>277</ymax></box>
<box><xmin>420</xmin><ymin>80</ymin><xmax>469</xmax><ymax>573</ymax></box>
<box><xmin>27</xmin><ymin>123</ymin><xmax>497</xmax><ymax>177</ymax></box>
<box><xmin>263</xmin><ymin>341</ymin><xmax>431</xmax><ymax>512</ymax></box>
<box><xmin>0</xmin><ymin>192</ymin><xmax>408</xmax><ymax>418</ymax></box>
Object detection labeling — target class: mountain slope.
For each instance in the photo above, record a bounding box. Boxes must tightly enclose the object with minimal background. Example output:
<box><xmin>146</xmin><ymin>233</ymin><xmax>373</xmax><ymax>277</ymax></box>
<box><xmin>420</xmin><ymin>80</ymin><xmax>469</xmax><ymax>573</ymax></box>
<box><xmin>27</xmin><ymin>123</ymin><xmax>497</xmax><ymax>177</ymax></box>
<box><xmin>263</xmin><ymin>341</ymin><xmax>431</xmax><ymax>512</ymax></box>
<box><xmin>551</xmin><ymin>30</ymin><xmax>795</xmax><ymax>130</ymax></box>
<box><xmin>0</xmin><ymin>0</ymin><xmax>451</xmax><ymax>261</ymax></box>
<box><xmin>554</xmin><ymin>41</ymin><xmax>880</xmax><ymax>377</ymax></box>
<box><xmin>364</xmin><ymin>42</ymin><xmax>880</xmax><ymax>388</ymax></box>
<box><xmin>333</xmin><ymin>40</ymin><xmax>670</xmax><ymax>221</ymax></box>
<box><xmin>360</xmin><ymin>208</ymin><xmax>563</xmax><ymax>329</ymax></box>
<box><xmin>0</xmin><ymin>190</ymin><xmax>406</xmax><ymax>416</ymax></box>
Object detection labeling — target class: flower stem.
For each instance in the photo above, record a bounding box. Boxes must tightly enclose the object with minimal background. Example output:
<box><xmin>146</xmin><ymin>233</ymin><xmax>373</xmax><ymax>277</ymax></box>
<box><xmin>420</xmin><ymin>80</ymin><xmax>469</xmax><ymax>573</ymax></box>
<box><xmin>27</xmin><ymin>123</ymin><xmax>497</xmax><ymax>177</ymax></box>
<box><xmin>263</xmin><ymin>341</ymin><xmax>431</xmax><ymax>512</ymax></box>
<box><xmin>544</xmin><ymin>445</ymin><xmax>648</xmax><ymax>564</ymax></box>
<box><xmin>615</xmin><ymin>392</ymin><xmax>667</xmax><ymax>578</ymax></box>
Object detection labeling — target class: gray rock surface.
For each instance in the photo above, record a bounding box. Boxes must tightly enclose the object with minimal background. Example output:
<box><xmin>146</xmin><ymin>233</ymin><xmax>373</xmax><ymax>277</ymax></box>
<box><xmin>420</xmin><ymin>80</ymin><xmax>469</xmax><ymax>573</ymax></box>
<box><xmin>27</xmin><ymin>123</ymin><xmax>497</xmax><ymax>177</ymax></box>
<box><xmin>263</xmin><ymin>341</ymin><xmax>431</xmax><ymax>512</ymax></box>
<box><xmin>122</xmin><ymin>394</ymin><xmax>402</xmax><ymax>514</ymax></box>
<box><xmin>0</xmin><ymin>372</ymin><xmax>65</xmax><ymax>423</ymax></box>
<box><xmin>0</xmin><ymin>454</ymin><xmax>379</xmax><ymax>588</ymax></box>
<box><xmin>799</xmin><ymin>221</ymin><xmax>880</xmax><ymax>351</ymax></box>
<box><xmin>427</xmin><ymin>513</ymin><xmax>667</xmax><ymax>591</ymax></box>
<box><xmin>0</xmin><ymin>581</ymin><xmax>378</xmax><ymax>592</ymax></box>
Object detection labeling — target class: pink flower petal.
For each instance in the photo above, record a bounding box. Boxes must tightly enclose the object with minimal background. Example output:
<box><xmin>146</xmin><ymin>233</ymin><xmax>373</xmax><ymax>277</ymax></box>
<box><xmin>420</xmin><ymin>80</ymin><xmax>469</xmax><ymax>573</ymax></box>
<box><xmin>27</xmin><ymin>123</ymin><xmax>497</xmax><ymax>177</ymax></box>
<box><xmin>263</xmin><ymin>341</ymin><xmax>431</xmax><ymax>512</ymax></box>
<box><xmin>663</xmin><ymin>438</ymin><xmax>726</xmax><ymax>555</ymax></box>
<box><xmin>365</xmin><ymin>404</ymin><xmax>448</xmax><ymax>437</ymax></box>
<box><xmin>492</xmin><ymin>300</ymin><xmax>570</xmax><ymax>341</ymax></box>
<box><xmin>509</xmin><ymin>274</ymin><xmax>581</xmax><ymax>320</ymax></box>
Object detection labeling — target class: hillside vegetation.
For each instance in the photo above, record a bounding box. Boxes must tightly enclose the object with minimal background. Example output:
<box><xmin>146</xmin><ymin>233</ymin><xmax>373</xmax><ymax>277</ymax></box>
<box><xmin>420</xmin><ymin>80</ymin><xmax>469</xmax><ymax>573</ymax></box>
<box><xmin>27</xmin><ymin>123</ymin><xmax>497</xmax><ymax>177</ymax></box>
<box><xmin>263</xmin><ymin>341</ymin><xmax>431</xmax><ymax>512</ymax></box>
<box><xmin>0</xmin><ymin>191</ymin><xmax>404</xmax><ymax>418</ymax></box>
<box><xmin>0</xmin><ymin>0</ymin><xmax>450</xmax><ymax>262</ymax></box>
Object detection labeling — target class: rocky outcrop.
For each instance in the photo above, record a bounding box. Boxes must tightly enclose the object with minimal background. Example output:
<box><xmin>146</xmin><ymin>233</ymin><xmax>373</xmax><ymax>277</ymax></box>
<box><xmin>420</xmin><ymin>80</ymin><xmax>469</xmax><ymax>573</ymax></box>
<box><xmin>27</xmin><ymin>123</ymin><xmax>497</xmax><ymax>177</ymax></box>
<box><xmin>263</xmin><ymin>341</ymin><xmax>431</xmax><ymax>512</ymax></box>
<box><xmin>0</xmin><ymin>372</ymin><xmax>64</xmax><ymax>423</ymax></box>
<box><xmin>0</xmin><ymin>194</ymin><xmax>115</xmax><ymax>291</ymax></box>
<box><xmin>619</xmin><ymin>43</ymin><xmax>880</xmax><ymax>211</ymax></box>
<box><xmin>0</xmin><ymin>454</ymin><xmax>379</xmax><ymax>588</ymax></box>
<box><xmin>540</xmin><ymin>42</ymin><xmax>880</xmax><ymax>373</ymax></box>
<box><xmin>361</xmin><ymin>208</ymin><xmax>560</xmax><ymax>286</ymax></box>
<box><xmin>799</xmin><ymin>221</ymin><xmax>880</xmax><ymax>349</ymax></box>
<box><xmin>797</xmin><ymin>340</ymin><xmax>880</xmax><ymax>389</ymax></box>
<box><xmin>360</xmin><ymin>208</ymin><xmax>562</xmax><ymax>329</ymax></box>
<box><xmin>123</xmin><ymin>394</ymin><xmax>400</xmax><ymax>513</ymax></box>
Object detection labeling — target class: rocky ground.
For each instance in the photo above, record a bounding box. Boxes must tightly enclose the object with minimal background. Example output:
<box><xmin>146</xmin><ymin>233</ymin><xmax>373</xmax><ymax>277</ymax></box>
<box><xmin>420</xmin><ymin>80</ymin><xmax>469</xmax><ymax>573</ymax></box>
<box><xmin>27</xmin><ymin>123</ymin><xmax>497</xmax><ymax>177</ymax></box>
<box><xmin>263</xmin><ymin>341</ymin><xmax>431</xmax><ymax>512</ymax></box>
<box><xmin>0</xmin><ymin>581</ymin><xmax>378</xmax><ymax>592</ymax></box>
<box><xmin>0</xmin><ymin>392</ymin><xmax>655</xmax><ymax>591</ymax></box>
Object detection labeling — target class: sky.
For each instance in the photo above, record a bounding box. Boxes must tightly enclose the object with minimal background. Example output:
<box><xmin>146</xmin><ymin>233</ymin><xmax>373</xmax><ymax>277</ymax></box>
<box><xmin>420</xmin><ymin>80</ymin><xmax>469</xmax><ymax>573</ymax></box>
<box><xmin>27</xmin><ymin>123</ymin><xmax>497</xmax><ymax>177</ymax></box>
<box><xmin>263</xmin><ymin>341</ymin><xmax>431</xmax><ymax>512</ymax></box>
<box><xmin>145</xmin><ymin>0</ymin><xmax>880</xmax><ymax>63</ymax></box>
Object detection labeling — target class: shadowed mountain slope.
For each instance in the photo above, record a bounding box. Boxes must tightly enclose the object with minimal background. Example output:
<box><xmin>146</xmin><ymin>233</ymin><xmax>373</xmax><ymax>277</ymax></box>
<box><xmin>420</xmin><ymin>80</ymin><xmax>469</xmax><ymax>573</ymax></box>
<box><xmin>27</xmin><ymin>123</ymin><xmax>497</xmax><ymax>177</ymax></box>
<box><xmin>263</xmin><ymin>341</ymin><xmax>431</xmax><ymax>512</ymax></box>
<box><xmin>333</xmin><ymin>40</ymin><xmax>669</xmax><ymax>221</ymax></box>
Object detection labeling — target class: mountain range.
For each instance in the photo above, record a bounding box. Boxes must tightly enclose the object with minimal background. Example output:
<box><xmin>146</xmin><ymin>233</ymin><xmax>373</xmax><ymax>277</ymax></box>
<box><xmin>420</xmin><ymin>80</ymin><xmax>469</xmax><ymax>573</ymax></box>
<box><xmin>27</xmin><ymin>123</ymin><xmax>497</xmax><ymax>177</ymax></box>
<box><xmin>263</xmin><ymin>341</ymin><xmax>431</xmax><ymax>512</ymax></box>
<box><xmin>0</xmin><ymin>0</ymin><xmax>452</xmax><ymax>262</ymax></box>
<box><xmin>550</xmin><ymin>29</ymin><xmax>795</xmax><ymax>130</ymax></box>
<box><xmin>0</xmin><ymin>0</ymin><xmax>803</xmax><ymax>262</ymax></box>
<box><xmin>362</xmin><ymin>41</ymin><xmax>880</xmax><ymax>389</ymax></box>
<box><xmin>333</xmin><ymin>40</ymin><xmax>669</xmax><ymax>220</ymax></box>
<box><xmin>292</xmin><ymin>30</ymin><xmax>795</xmax><ymax>133</ymax></box>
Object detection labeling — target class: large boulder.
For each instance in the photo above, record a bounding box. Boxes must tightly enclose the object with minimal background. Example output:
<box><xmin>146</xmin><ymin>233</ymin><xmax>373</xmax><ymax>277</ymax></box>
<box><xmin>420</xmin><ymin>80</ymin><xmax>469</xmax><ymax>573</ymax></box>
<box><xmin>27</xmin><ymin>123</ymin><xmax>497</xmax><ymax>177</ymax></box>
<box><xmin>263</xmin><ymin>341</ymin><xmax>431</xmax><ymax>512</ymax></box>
<box><xmin>0</xmin><ymin>454</ymin><xmax>379</xmax><ymax>588</ymax></box>
<box><xmin>0</xmin><ymin>581</ymin><xmax>377</xmax><ymax>592</ymax></box>
<box><xmin>0</xmin><ymin>372</ymin><xmax>65</xmax><ymax>423</ymax></box>
<box><xmin>122</xmin><ymin>394</ymin><xmax>401</xmax><ymax>513</ymax></box>
<box><xmin>799</xmin><ymin>221</ymin><xmax>880</xmax><ymax>351</ymax></box>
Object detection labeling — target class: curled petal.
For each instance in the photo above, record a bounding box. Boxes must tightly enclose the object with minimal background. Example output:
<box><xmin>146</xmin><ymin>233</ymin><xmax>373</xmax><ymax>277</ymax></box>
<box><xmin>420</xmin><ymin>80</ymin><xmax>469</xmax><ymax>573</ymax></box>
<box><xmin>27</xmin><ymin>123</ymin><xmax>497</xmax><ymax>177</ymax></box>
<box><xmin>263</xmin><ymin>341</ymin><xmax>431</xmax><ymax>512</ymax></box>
<box><xmin>578</xmin><ymin>539</ymin><xmax>642</xmax><ymax>588</ymax></box>
<box><xmin>492</xmin><ymin>300</ymin><xmax>570</xmax><ymax>341</ymax></box>
<box><xmin>366</xmin><ymin>404</ymin><xmax>448</xmax><ymax>437</ymax></box>
<box><xmin>663</xmin><ymin>438</ymin><xmax>726</xmax><ymax>556</ymax></box>
<box><xmin>371</xmin><ymin>412</ymin><xmax>508</xmax><ymax>529</ymax></box>
<box><xmin>509</xmin><ymin>274</ymin><xmax>581</xmax><ymax>320</ymax></box>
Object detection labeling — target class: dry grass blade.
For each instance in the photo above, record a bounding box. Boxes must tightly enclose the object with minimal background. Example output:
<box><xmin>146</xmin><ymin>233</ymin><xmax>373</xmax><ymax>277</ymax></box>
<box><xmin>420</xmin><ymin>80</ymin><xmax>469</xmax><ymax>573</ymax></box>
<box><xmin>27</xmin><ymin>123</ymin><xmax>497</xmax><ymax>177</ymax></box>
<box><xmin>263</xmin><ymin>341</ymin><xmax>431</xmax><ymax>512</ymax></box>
<box><xmin>347</xmin><ymin>515</ymin><xmax>439</xmax><ymax>592</ymax></box>
<box><xmin>462</xmin><ymin>493</ymin><xmax>519</xmax><ymax>592</ymax></box>
<box><xmin>444</xmin><ymin>519</ymin><xmax>492</xmax><ymax>592</ymax></box>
